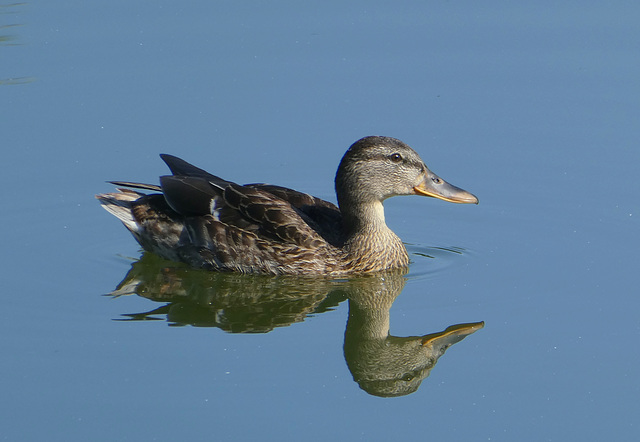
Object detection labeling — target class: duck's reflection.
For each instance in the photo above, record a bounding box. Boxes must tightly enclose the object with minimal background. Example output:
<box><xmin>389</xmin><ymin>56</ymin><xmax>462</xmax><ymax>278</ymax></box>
<box><xmin>343</xmin><ymin>275</ymin><xmax>483</xmax><ymax>397</ymax></box>
<box><xmin>111</xmin><ymin>253</ymin><xmax>347</xmax><ymax>332</ymax></box>
<box><xmin>109</xmin><ymin>253</ymin><xmax>483</xmax><ymax>396</ymax></box>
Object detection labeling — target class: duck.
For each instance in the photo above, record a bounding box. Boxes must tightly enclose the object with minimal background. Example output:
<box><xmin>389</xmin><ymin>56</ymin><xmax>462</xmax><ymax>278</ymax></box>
<box><xmin>96</xmin><ymin>136</ymin><xmax>478</xmax><ymax>275</ymax></box>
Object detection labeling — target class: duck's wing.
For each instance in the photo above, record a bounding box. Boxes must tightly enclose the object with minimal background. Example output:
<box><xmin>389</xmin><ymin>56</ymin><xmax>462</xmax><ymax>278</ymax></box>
<box><xmin>160</xmin><ymin>153</ymin><xmax>340</xmax><ymax>214</ymax></box>
<box><xmin>247</xmin><ymin>184</ymin><xmax>343</xmax><ymax>246</ymax></box>
<box><xmin>157</xmin><ymin>155</ymin><xmax>338</xmax><ymax>249</ymax></box>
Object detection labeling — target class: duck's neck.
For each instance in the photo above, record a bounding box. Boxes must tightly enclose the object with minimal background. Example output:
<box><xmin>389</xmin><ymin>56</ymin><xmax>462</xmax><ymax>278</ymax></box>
<box><xmin>341</xmin><ymin>200</ymin><xmax>387</xmax><ymax>234</ymax></box>
<box><xmin>340</xmin><ymin>201</ymin><xmax>410</xmax><ymax>272</ymax></box>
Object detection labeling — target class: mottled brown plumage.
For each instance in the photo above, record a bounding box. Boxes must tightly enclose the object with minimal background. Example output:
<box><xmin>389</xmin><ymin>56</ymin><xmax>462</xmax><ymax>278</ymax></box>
<box><xmin>96</xmin><ymin>136</ymin><xmax>477</xmax><ymax>275</ymax></box>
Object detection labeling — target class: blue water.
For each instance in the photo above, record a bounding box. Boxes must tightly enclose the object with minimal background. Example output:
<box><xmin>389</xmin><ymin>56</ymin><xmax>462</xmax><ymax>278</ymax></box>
<box><xmin>3</xmin><ymin>1</ymin><xmax>639</xmax><ymax>441</ymax></box>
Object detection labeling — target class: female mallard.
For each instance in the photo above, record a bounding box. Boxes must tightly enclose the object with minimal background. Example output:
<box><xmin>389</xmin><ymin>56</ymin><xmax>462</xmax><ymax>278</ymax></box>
<box><xmin>97</xmin><ymin>136</ymin><xmax>477</xmax><ymax>275</ymax></box>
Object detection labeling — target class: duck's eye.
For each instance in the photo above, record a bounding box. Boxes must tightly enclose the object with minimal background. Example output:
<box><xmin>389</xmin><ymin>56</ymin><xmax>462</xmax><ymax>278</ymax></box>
<box><xmin>389</xmin><ymin>153</ymin><xmax>403</xmax><ymax>163</ymax></box>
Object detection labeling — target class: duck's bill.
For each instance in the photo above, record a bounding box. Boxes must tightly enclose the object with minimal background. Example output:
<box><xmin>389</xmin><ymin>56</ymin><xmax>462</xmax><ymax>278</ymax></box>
<box><xmin>413</xmin><ymin>172</ymin><xmax>479</xmax><ymax>204</ymax></box>
<box><xmin>421</xmin><ymin>321</ymin><xmax>485</xmax><ymax>348</ymax></box>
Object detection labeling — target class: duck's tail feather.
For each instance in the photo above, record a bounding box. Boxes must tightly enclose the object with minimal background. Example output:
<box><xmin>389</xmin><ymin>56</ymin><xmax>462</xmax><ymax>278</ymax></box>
<box><xmin>108</xmin><ymin>181</ymin><xmax>162</xmax><ymax>192</ymax></box>
<box><xmin>96</xmin><ymin>188</ymin><xmax>145</xmax><ymax>233</ymax></box>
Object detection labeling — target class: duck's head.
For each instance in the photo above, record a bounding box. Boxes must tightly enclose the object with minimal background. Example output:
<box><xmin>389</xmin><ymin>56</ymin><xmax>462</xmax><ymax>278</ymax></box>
<box><xmin>335</xmin><ymin>136</ymin><xmax>478</xmax><ymax>212</ymax></box>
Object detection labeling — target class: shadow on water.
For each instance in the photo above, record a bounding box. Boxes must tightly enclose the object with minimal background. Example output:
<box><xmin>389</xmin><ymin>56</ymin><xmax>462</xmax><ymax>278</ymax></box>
<box><xmin>107</xmin><ymin>252</ymin><xmax>483</xmax><ymax>397</ymax></box>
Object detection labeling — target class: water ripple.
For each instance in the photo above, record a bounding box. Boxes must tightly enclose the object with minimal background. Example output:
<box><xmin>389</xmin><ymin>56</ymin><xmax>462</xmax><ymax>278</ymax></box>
<box><xmin>405</xmin><ymin>243</ymin><xmax>475</xmax><ymax>281</ymax></box>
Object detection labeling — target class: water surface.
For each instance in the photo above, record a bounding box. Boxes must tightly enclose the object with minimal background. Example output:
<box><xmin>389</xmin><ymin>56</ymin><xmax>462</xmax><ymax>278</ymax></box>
<box><xmin>3</xmin><ymin>1</ymin><xmax>639</xmax><ymax>441</ymax></box>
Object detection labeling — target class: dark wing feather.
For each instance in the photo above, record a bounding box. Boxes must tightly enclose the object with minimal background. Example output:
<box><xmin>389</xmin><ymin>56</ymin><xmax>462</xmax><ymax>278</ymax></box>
<box><xmin>109</xmin><ymin>181</ymin><xmax>162</xmax><ymax>192</ymax></box>
<box><xmin>159</xmin><ymin>175</ymin><xmax>221</xmax><ymax>217</ymax></box>
<box><xmin>160</xmin><ymin>154</ymin><xmax>221</xmax><ymax>180</ymax></box>
<box><xmin>222</xmin><ymin>183</ymin><xmax>326</xmax><ymax>249</ymax></box>
<box><xmin>161</xmin><ymin>153</ymin><xmax>236</xmax><ymax>192</ymax></box>
<box><xmin>247</xmin><ymin>184</ymin><xmax>343</xmax><ymax>246</ymax></box>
